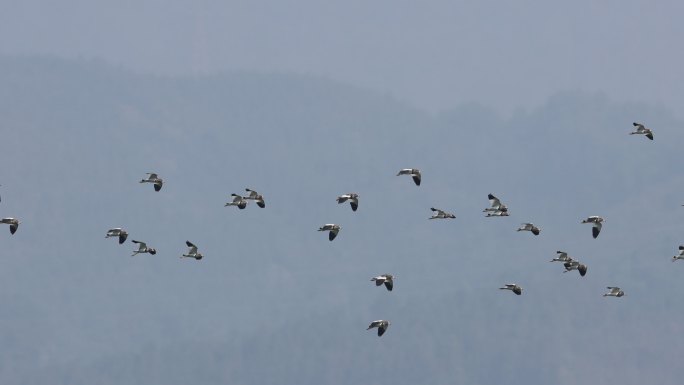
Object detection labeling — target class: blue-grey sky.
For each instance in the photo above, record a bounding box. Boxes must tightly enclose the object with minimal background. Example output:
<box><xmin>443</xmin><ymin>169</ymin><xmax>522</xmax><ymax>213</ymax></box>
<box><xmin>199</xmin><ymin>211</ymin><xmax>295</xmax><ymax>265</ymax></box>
<box><xmin>1</xmin><ymin>1</ymin><xmax>683</xmax><ymax>114</ymax></box>
<box><xmin>2</xmin><ymin>3</ymin><xmax>684</xmax><ymax>384</ymax></box>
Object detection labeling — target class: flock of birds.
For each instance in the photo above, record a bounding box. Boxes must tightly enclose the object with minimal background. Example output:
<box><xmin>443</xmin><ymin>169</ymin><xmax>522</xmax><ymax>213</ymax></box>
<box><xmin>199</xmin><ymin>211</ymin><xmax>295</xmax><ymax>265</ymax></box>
<box><xmin>0</xmin><ymin>121</ymin><xmax>668</xmax><ymax>337</ymax></box>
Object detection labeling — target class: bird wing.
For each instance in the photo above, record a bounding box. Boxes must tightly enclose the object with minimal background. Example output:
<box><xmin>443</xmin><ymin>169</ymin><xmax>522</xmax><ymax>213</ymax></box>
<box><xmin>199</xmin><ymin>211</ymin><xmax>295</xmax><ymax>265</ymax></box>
<box><xmin>488</xmin><ymin>194</ymin><xmax>501</xmax><ymax>208</ymax></box>
<box><xmin>646</xmin><ymin>131</ymin><xmax>654</xmax><ymax>140</ymax></box>
<box><xmin>384</xmin><ymin>280</ymin><xmax>393</xmax><ymax>291</ymax></box>
<box><xmin>412</xmin><ymin>174</ymin><xmax>421</xmax><ymax>186</ymax></box>
<box><xmin>592</xmin><ymin>222</ymin><xmax>602</xmax><ymax>238</ymax></box>
<box><xmin>377</xmin><ymin>325</ymin><xmax>387</xmax><ymax>336</ymax></box>
<box><xmin>633</xmin><ymin>122</ymin><xmax>645</xmax><ymax>130</ymax></box>
<box><xmin>186</xmin><ymin>241</ymin><xmax>197</xmax><ymax>252</ymax></box>
<box><xmin>147</xmin><ymin>173</ymin><xmax>158</xmax><ymax>179</ymax></box>
<box><xmin>328</xmin><ymin>229</ymin><xmax>338</xmax><ymax>241</ymax></box>
<box><xmin>132</xmin><ymin>240</ymin><xmax>147</xmax><ymax>249</ymax></box>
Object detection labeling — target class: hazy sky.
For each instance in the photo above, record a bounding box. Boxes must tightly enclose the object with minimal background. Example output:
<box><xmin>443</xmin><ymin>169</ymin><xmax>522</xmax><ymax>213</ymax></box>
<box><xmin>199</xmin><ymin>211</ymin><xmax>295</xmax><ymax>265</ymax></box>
<box><xmin>1</xmin><ymin>1</ymin><xmax>682</xmax><ymax>114</ymax></box>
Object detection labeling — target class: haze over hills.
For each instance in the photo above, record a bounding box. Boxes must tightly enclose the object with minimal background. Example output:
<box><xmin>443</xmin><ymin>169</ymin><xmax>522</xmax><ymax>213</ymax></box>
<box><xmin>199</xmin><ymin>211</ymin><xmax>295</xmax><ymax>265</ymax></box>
<box><xmin>1</xmin><ymin>56</ymin><xmax>684</xmax><ymax>385</ymax></box>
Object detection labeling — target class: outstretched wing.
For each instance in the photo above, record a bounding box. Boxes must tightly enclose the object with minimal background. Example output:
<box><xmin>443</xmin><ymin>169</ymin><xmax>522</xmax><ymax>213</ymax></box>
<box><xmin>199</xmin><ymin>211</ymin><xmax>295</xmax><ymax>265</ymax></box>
<box><xmin>328</xmin><ymin>229</ymin><xmax>338</xmax><ymax>241</ymax></box>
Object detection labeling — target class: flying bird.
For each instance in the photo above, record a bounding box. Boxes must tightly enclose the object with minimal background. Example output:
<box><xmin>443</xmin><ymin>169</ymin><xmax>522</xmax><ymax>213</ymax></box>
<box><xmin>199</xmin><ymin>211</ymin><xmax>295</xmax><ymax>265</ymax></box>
<box><xmin>603</xmin><ymin>287</ymin><xmax>625</xmax><ymax>297</ymax></box>
<box><xmin>517</xmin><ymin>223</ymin><xmax>540</xmax><ymax>235</ymax></box>
<box><xmin>371</xmin><ymin>274</ymin><xmax>394</xmax><ymax>291</ymax></box>
<box><xmin>563</xmin><ymin>260</ymin><xmax>587</xmax><ymax>276</ymax></box>
<box><xmin>336</xmin><ymin>193</ymin><xmax>359</xmax><ymax>212</ymax></box>
<box><xmin>318</xmin><ymin>224</ymin><xmax>341</xmax><ymax>241</ymax></box>
<box><xmin>243</xmin><ymin>188</ymin><xmax>265</xmax><ymax>208</ymax></box>
<box><xmin>499</xmin><ymin>283</ymin><xmax>522</xmax><ymax>295</ymax></box>
<box><xmin>581</xmin><ymin>216</ymin><xmax>604</xmax><ymax>238</ymax></box>
<box><xmin>106</xmin><ymin>228</ymin><xmax>129</xmax><ymax>244</ymax></box>
<box><xmin>225</xmin><ymin>194</ymin><xmax>248</xmax><ymax>209</ymax></box>
<box><xmin>181</xmin><ymin>241</ymin><xmax>203</xmax><ymax>260</ymax></box>
<box><xmin>131</xmin><ymin>240</ymin><xmax>156</xmax><ymax>256</ymax></box>
<box><xmin>140</xmin><ymin>173</ymin><xmax>163</xmax><ymax>191</ymax></box>
<box><xmin>396</xmin><ymin>168</ymin><xmax>421</xmax><ymax>186</ymax></box>
<box><xmin>429</xmin><ymin>207</ymin><xmax>456</xmax><ymax>219</ymax></box>
<box><xmin>550</xmin><ymin>251</ymin><xmax>573</xmax><ymax>263</ymax></box>
<box><xmin>0</xmin><ymin>218</ymin><xmax>19</xmax><ymax>235</ymax></box>
<box><xmin>484</xmin><ymin>194</ymin><xmax>509</xmax><ymax>216</ymax></box>
<box><xmin>630</xmin><ymin>122</ymin><xmax>654</xmax><ymax>140</ymax></box>
<box><xmin>673</xmin><ymin>246</ymin><xmax>684</xmax><ymax>262</ymax></box>
<box><xmin>367</xmin><ymin>320</ymin><xmax>390</xmax><ymax>337</ymax></box>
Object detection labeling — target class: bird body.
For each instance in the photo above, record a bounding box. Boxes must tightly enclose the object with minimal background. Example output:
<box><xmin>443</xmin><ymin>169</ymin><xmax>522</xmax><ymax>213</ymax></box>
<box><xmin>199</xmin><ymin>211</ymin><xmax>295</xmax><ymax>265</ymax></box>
<box><xmin>243</xmin><ymin>188</ymin><xmax>265</xmax><ymax>208</ymax></box>
<box><xmin>630</xmin><ymin>122</ymin><xmax>654</xmax><ymax>140</ymax></box>
<box><xmin>140</xmin><ymin>173</ymin><xmax>163</xmax><ymax>191</ymax></box>
<box><xmin>581</xmin><ymin>216</ymin><xmax>604</xmax><ymax>238</ymax></box>
<box><xmin>517</xmin><ymin>223</ymin><xmax>540</xmax><ymax>235</ymax></box>
<box><xmin>106</xmin><ymin>228</ymin><xmax>129</xmax><ymax>244</ymax></box>
<box><xmin>131</xmin><ymin>240</ymin><xmax>156</xmax><ymax>256</ymax></box>
<box><xmin>318</xmin><ymin>224</ymin><xmax>341</xmax><ymax>241</ymax></box>
<box><xmin>367</xmin><ymin>320</ymin><xmax>390</xmax><ymax>336</ymax></box>
<box><xmin>371</xmin><ymin>274</ymin><xmax>394</xmax><ymax>291</ymax></box>
<box><xmin>603</xmin><ymin>287</ymin><xmax>625</xmax><ymax>297</ymax></box>
<box><xmin>0</xmin><ymin>217</ymin><xmax>19</xmax><ymax>235</ymax></box>
<box><xmin>396</xmin><ymin>168</ymin><xmax>421</xmax><ymax>186</ymax></box>
<box><xmin>337</xmin><ymin>193</ymin><xmax>359</xmax><ymax>211</ymax></box>
<box><xmin>499</xmin><ymin>283</ymin><xmax>522</xmax><ymax>295</ymax></box>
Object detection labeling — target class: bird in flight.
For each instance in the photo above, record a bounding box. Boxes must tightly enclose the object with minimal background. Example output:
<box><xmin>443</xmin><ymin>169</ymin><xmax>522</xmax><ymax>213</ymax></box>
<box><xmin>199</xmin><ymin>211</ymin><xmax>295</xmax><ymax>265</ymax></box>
<box><xmin>603</xmin><ymin>287</ymin><xmax>625</xmax><ymax>297</ymax></box>
<box><xmin>225</xmin><ymin>194</ymin><xmax>248</xmax><ymax>209</ymax></box>
<box><xmin>499</xmin><ymin>283</ymin><xmax>522</xmax><ymax>295</ymax></box>
<box><xmin>550</xmin><ymin>250</ymin><xmax>573</xmax><ymax>263</ymax></box>
<box><xmin>140</xmin><ymin>173</ymin><xmax>163</xmax><ymax>192</ymax></box>
<box><xmin>106</xmin><ymin>228</ymin><xmax>129</xmax><ymax>244</ymax></box>
<box><xmin>0</xmin><ymin>218</ymin><xmax>20</xmax><ymax>235</ymax></box>
<box><xmin>673</xmin><ymin>246</ymin><xmax>684</xmax><ymax>262</ymax></box>
<box><xmin>367</xmin><ymin>320</ymin><xmax>390</xmax><ymax>336</ymax></box>
<box><xmin>563</xmin><ymin>260</ymin><xmax>588</xmax><ymax>276</ymax></box>
<box><xmin>581</xmin><ymin>216</ymin><xmax>604</xmax><ymax>238</ymax></box>
<box><xmin>336</xmin><ymin>193</ymin><xmax>359</xmax><ymax>212</ymax></box>
<box><xmin>396</xmin><ymin>168</ymin><xmax>421</xmax><ymax>186</ymax></box>
<box><xmin>131</xmin><ymin>240</ymin><xmax>157</xmax><ymax>256</ymax></box>
<box><xmin>429</xmin><ymin>207</ymin><xmax>455</xmax><ymax>219</ymax></box>
<box><xmin>318</xmin><ymin>224</ymin><xmax>341</xmax><ymax>241</ymax></box>
<box><xmin>517</xmin><ymin>223</ymin><xmax>540</xmax><ymax>235</ymax></box>
<box><xmin>371</xmin><ymin>274</ymin><xmax>395</xmax><ymax>291</ymax></box>
<box><xmin>484</xmin><ymin>194</ymin><xmax>509</xmax><ymax>217</ymax></box>
<box><xmin>181</xmin><ymin>241</ymin><xmax>203</xmax><ymax>260</ymax></box>
<box><xmin>243</xmin><ymin>188</ymin><xmax>266</xmax><ymax>208</ymax></box>
<box><xmin>630</xmin><ymin>122</ymin><xmax>654</xmax><ymax>140</ymax></box>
